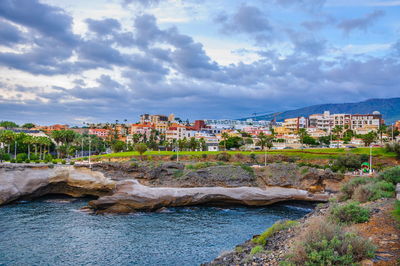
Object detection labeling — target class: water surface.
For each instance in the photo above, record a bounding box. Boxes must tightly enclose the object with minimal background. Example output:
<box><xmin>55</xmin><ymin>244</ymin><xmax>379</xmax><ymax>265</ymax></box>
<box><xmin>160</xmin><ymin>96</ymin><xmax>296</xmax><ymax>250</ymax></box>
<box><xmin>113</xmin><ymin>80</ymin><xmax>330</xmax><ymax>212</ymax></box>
<box><xmin>0</xmin><ymin>197</ymin><xmax>311</xmax><ymax>265</ymax></box>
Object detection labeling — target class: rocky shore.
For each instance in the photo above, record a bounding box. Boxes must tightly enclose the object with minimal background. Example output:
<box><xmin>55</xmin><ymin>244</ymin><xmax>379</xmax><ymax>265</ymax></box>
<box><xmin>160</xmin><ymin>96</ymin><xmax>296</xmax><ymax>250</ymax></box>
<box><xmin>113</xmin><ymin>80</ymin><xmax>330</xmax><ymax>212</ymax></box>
<box><xmin>0</xmin><ymin>162</ymin><xmax>334</xmax><ymax>213</ymax></box>
<box><xmin>205</xmin><ymin>198</ymin><xmax>400</xmax><ymax>265</ymax></box>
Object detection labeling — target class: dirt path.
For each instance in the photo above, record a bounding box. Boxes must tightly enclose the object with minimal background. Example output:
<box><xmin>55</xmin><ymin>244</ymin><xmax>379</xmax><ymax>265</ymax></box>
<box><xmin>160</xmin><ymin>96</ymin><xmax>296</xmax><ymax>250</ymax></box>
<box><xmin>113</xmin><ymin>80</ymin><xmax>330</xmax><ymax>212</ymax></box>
<box><xmin>354</xmin><ymin>199</ymin><xmax>400</xmax><ymax>265</ymax></box>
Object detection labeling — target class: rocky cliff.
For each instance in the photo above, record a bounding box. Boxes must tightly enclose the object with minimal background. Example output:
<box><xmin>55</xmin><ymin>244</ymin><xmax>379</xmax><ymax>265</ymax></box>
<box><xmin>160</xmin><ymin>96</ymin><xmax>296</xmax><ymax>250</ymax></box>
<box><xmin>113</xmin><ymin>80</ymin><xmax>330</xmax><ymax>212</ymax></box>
<box><xmin>0</xmin><ymin>163</ymin><xmax>332</xmax><ymax>214</ymax></box>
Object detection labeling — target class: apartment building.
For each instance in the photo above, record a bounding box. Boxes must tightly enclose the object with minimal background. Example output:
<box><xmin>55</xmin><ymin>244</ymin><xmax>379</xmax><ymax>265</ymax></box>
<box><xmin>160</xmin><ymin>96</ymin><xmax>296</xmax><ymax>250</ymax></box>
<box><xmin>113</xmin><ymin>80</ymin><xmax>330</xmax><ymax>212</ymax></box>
<box><xmin>165</xmin><ymin>125</ymin><xmax>196</xmax><ymax>140</ymax></box>
<box><xmin>350</xmin><ymin>112</ymin><xmax>382</xmax><ymax>129</ymax></box>
<box><xmin>309</xmin><ymin>111</ymin><xmax>332</xmax><ymax>130</ymax></box>
<box><xmin>88</xmin><ymin>128</ymin><xmax>111</xmax><ymax>139</ymax></box>
<box><xmin>282</xmin><ymin>117</ymin><xmax>308</xmax><ymax>132</ymax></box>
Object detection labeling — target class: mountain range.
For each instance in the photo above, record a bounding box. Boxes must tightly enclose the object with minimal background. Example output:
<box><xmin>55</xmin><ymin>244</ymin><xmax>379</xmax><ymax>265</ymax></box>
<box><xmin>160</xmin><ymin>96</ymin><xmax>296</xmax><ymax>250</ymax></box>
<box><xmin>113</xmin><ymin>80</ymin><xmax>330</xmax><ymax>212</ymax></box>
<box><xmin>240</xmin><ymin>98</ymin><xmax>400</xmax><ymax>124</ymax></box>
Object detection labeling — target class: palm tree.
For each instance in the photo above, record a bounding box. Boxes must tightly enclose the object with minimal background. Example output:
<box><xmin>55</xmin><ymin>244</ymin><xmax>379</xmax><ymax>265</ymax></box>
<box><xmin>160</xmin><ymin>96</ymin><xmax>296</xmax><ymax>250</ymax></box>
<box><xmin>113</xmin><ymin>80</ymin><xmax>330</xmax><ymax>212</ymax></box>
<box><xmin>221</xmin><ymin>132</ymin><xmax>229</xmax><ymax>151</ymax></box>
<box><xmin>22</xmin><ymin>135</ymin><xmax>34</xmax><ymax>160</ymax></box>
<box><xmin>0</xmin><ymin>130</ymin><xmax>15</xmax><ymax>155</ymax></box>
<box><xmin>377</xmin><ymin>124</ymin><xmax>387</xmax><ymax>145</ymax></box>
<box><xmin>257</xmin><ymin>132</ymin><xmax>267</xmax><ymax>150</ymax></box>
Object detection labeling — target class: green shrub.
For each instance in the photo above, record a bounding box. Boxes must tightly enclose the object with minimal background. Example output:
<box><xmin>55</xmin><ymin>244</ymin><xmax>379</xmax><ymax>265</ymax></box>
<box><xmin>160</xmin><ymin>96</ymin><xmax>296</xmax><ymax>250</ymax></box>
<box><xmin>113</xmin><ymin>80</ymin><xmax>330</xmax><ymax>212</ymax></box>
<box><xmin>249</xmin><ymin>153</ymin><xmax>257</xmax><ymax>162</ymax></box>
<box><xmin>1</xmin><ymin>153</ymin><xmax>11</xmax><ymax>161</ymax></box>
<box><xmin>25</xmin><ymin>159</ymin><xmax>30</xmax><ymax>163</ymax></box>
<box><xmin>216</xmin><ymin>152</ymin><xmax>231</xmax><ymax>162</ymax></box>
<box><xmin>170</xmin><ymin>154</ymin><xmax>177</xmax><ymax>161</ymax></box>
<box><xmin>16</xmin><ymin>159</ymin><xmax>23</xmax><ymax>163</ymax></box>
<box><xmin>61</xmin><ymin>160</ymin><xmax>66</xmax><ymax>164</ymax></box>
<box><xmin>341</xmin><ymin>177</ymin><xmax>395</xmax><ymax>202</ymax></box>
<box><xmin>52</xmin><ymin>160</ymin><xmax>58</xmax><ymax>164</ymax></box>
<box><xmin>16</xmin><ymin>153</ymin><xmax>28</xmax><ymax>161</ymax></box>
<box><xmin>173</xmin><ymin>169</ymin><xmax>184</xmax><ymax>179</ymax></box>
<box><xmin>70</xmin><ymin>161</ymin><xmax>75</xmax><ymax>165</ymax></box>
<box><xmin>240</xmin><ymin>164</ymin><xmax>254</xmax><ymax>176</ymax></box>
<box><xmin>353</xmin><ymin>181</ymin><xmax>395</xmax><ymax>202</ymax></box>
<box><xmin>216</xmin><ymin>161</ymin><xmax>226</xmax><ymax>165</ymax></box>
<box><xmin>44</xmin><ymin>154</ymin><xmax>53</xmax><ymax>162</ymax></box>
<box><xmin>30</xmin><ymin>154</ymin><xmax>39</xmax><ymax>161</ymax></box>
<box><xmin>330</xmin><ymin>202</ymin><xmax>370</xmax><ymax>224</ymax></box>
<box><xmin>253</xmin><ymin>220</ymin><xmax>299</xmax><ymax>246</ymax></box>
<box><xmin>340</xmin><ymin>177</ymin><xmax>373</xmax><ymax>200</ymax></box>
<box><xmin>250</xmin><ymin>245</ymin><xmax>263</xmax><ymax>255</ymax></box>
<box><xmin>48</xmin><ymin>164</ymin><xmax>54</xmax><ymax>168</ymax></box>
<box><xmin>201</xmin><ymin>154</ymin><xmax>207</xmax><ymax>159</ymax></box>
<box><xmin>186</xmin><ymin>164</ymin><xmax>195</xmax><ymax>170</ymax></box>
<box><xmin>379</xmin><ymin>166</ymin><xmax>400</xmax><ymax>185</ymax></box>
<box><xmin>10</xmin><ymin>159</ymin><xmax>16</xmax><ymax>163</ymax></box>
<box><xmin>331</xmin><ymin>153</ymin><xmax>368</xmax><ymax>173</ymax></box>
<box><xmin>35</xmin><ymin>160</ymin><xmax>40</xmax><ymax>164</ymax></box>
<box><xmin>286</xmin><ymin>219</ymin><xmax>375</xmax><ymax>265</ymax></box>
<box><xmin>385</xmin><ymin>143</ymin><xmax>400</xmax><ymax>159</ymax></box>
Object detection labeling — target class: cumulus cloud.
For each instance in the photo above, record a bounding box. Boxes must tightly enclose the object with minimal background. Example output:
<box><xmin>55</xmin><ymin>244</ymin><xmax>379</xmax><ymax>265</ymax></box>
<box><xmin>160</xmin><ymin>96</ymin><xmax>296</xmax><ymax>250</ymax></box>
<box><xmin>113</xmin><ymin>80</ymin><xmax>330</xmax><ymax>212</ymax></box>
<box><xmin>215</xmin><ymin>4</ymin><xmax>273</xmax><ymax>44</ymax></box>
<box><xmin>0</xmin><ymin>0</ymin><xmax>398</xmax><ymax>124</ymax></box>
<box><xmin>338</xmin><ymin>10</ymin><xmax>385</xmax><ymax>34</ymax></box>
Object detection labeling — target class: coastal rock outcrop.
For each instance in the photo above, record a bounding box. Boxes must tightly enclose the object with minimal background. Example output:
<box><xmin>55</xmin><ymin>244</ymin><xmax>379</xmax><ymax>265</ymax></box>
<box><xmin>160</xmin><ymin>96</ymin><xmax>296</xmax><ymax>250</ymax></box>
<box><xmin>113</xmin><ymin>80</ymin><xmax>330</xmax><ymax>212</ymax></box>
<box><xmin>0</xmin><ymin>165</ymin><xmax>115</xmax><ymax>205</ymax></box>
<box><xmin>88</xmin><ymin>179</ymin><xmax>329</xmax><ymax>214</ymax></box>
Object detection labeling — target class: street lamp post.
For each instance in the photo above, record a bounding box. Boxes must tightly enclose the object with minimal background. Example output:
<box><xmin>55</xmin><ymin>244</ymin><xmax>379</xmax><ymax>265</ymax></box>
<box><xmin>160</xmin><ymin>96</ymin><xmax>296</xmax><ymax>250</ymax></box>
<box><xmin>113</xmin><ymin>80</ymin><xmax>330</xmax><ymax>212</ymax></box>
<box><xmin>176</xmin><ymin>145</ymin><xmax>179</xmax><ymax>162</ymax></box>
<box><xmin>369</xmin><ymin>145</ymin><xmax>372</xmax><ymax>174</ymax></box>
<box><xmin>89</xmin><ymin>136</ymin><xmax>92</xmax><ymax>169</ymax></box>
<box><xmin>264</xmin><ymin>147</ymin><xmax>267</xmax><ymax>167</ymax></box>
<box><xmin>14</xmin><ymin>141</ymin><xmax>17</xmax><ymax>159</ymax></box>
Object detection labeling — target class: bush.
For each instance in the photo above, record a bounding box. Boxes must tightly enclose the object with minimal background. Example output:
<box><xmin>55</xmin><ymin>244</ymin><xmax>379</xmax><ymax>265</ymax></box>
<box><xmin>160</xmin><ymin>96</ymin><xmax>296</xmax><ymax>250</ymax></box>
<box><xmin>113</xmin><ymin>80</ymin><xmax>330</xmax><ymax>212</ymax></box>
<box><xmin>385</xmin><ymin>142</ymin><xmax>400</xmax><ymax>159</ymax></box>
<box><xmin>286</xmin><ymin>219</ymin><xmax>375</xmax><ymax>265</ymax></box>
<box><xmin>70</xmin><ymin>161</ymin><xmax>75</xmax><ymax>165</ymax></box>
<box><xmin>52</xmin><ymin>160</ymin><xmax>58</xmax><ymax>164</ymax></box>
<box><xmin>44</xmin><ymin>154</ymin><xmax>53</xmax><ymax>163</ymax></box>
<box><xmin>170</xmin><ymin>154</ymin><xmax>177</xmax><ymax>161</ymax></box>
<box><xmin>10</xmin><ymin>159</ymin><xmax>16</xmax><ymax>163</ymax></box>
<box><xmin>35</xmin><ymin>160</ymin><xmax>40</xmax><ymax>164</ymax></box>
<box><xmin>16</xmin><ymin>153</ymin><xmax>28</xmax><ymax>161</ymax></box>
<box><xmin>331</xmin><ymin>153</ymin><xmax>368</xmax><ymax>173</ymax></box>
<box><xmin>216</xmin><ymin>152</ymin><xmax>231</xmax><ymax>162</ymax></box>
<box><xmin>340</xmin><ymin>177</ymin><xmax>395</xmax><ymax>202</ymax></box>
<box><xmin>330</xmin><ymin>202</ymin><xmax>370</xmax><ymax>224</ymax></box>
<box><xmin>16</xmin><ymin>159</ymin><xmax>23</xmax><ymax>163</ymax></box>
<box><xmin>379</xmin><ymin>166</ymin><xmax>400</xmax><ymax>185</ymax></box>
<box><xmin>240</xmin><ymin>164</ymin><xmax>254</xmax><ymax>176</ymax></box>
<box><xmin>253</xmin><ymin>220</ymin><xmax>299</xmax><ymax>246</ymax></box>
<box><xmin>201</xmin><ymin>154</ymin><xmax>207</xmax><ymax>159</ymax></box>
<box><xmin>234</xmin><ymin>153</ymin><xmax>245</xmax><ymax>160</ymax></box>
<box><xmin>25</xmin><ymin>159</ymin><xmax>30</xmax><ymax>163</ymax></box>
<box><xmin>61</xmin><ymin>160</ymin><xmax>66</xmax><ymax>164</ymax></box>
<box><xmin>30</xmin><ymin>154</ymin><xmax>39</xmax><ymax>161</ymax></box>
<box><xmin>249</xmin><ymin>153</ymin><xmax>257</xmax><ymax>162</ymax></box>
<box><xmin>250</xmin><ymin>245</ymin><xmax>263</xmax><ymax>255</ymax></box>
<box><xmin>1</xmin><ymin>153</ymin><xmax>11</xmax><ymax>161</ymax></box>
<box><xmin>353</xmin><ymin>181</ymin><xmax>395</xmax><ymax>202</ymax></box>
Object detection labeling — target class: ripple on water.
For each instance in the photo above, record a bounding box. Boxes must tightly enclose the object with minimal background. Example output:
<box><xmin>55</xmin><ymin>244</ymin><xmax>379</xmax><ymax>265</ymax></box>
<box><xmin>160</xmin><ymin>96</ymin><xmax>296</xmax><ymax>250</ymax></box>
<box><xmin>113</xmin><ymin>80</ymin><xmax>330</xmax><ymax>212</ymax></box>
<box><xmin>0</xmin><ymin>199</ymin><xmax>311</xmax><ymax>266</ymax></box>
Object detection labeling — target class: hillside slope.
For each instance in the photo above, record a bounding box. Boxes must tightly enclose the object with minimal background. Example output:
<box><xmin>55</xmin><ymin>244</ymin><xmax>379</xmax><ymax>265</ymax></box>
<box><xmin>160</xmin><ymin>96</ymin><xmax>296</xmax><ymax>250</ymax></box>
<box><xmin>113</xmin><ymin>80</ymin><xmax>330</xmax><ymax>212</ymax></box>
<box><xmin>242</xmin><ymin>98</ymin><xmax>400</xmax><ymax>123</ymax></box>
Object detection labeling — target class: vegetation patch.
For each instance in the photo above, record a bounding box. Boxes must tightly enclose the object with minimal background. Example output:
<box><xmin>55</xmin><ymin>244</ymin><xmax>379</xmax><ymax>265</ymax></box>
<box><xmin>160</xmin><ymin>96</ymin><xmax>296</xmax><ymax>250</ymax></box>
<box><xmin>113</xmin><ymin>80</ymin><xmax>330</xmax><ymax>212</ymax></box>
<box><xmin>285</xmin><ymin>219</ymin><xmax>375</xmax><ymax>265</ymax></box>
<box><xmin>253</xmin><ymin>220</ymin><xmax>299</xmax><ymax>246</ymax></box>
<box><xmin>250</xmin><ymin>245</ymin><xmax>264</xmax><ymax>255</ymax></box>
<box><xmin>340</xmin><ymin>176</ymin><xmax>395</xmax><ymax>202</ymax></box>
<box><xmin>329</xmin><ymin>202</ymin><xmax>370</xmax><ymax>224</ymax></box>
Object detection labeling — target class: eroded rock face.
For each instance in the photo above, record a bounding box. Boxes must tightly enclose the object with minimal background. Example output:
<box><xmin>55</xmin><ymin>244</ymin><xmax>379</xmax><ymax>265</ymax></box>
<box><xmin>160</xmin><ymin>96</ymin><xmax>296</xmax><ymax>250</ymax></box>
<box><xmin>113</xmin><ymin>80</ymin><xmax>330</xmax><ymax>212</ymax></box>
<box><xmin>88</xmin><ymin>180</ymin><xmax>329</xmax><ymax>214</ymax></box>
<box><xmin>0</xmin><ymin>165</ymin><xmax>115</xmax><ymax>205</ymax></box>
<box><xmin>1</xmin><ymin>164</ymin><xmax>330</xmax><ymax>214</ymax></box>
<box><xmin>255</xmin><ymin>163</ymin><xmax>344</xmax><ymax>192</ymax></box>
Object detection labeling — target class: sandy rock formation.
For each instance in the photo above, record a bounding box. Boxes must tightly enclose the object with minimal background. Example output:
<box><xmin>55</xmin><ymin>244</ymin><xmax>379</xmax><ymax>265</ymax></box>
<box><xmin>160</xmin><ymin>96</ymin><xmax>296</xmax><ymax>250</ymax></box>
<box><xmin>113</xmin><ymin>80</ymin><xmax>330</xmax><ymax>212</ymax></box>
<box><xmin>0</xmin><ymin>165</ymin><xmax>115</xmax><ymax>205</ymax></box>
<box><xmin>88</xmin><ymin>179</ymin><xmax>329</xmax><ymax>214</ymax></box>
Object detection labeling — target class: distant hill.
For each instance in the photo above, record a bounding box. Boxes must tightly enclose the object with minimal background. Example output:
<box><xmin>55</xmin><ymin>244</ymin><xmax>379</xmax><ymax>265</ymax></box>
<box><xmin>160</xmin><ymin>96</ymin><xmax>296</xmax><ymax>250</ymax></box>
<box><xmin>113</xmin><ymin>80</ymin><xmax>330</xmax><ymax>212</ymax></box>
<box><xmin>240</xmin><ymin>98</ymin><xmax>400</xmax><ymax>124</ymax></box>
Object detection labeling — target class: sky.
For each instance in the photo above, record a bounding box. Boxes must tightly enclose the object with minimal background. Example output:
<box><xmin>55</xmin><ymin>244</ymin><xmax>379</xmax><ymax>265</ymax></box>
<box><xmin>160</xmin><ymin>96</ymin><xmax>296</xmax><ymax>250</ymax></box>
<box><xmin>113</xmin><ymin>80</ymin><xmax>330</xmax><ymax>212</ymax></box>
<box><xmin>0</xmin><ymin>0</ymin><xmax>399</xmax><ymax>125</ymax></box>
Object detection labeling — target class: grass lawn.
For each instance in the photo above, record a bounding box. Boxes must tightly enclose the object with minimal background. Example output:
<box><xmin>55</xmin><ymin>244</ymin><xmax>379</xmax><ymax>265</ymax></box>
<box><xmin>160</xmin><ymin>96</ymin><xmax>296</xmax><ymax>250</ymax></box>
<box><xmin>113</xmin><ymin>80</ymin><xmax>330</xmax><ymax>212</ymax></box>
<box><xmin>93</xmin><ymin>147</ymin><xmax>396</xmax><ymax>160</ymax></box>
